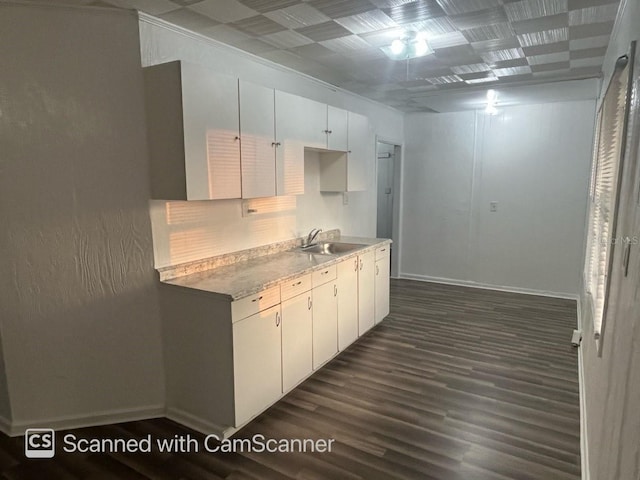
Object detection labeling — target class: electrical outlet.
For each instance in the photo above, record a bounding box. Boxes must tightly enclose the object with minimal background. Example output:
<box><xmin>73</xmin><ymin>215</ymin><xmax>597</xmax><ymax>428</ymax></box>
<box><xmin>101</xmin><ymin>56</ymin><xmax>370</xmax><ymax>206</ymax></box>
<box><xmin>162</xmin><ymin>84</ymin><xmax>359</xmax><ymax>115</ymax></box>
<box><xmin>490</xmin><ymin>201</ymin><xmax>498</xmax><ymax>212</ymax></box>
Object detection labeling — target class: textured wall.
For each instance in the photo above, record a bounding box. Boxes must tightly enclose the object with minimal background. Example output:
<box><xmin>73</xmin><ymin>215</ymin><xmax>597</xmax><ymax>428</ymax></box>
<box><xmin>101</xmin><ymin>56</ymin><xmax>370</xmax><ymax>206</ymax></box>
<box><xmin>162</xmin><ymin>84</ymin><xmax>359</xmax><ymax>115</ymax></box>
<box><xmin>402</xmin><ymin>101</ymin><xmax>595</xmax><ymax>296</ymax></box>
<box><xmin>0</xmin><ymin>4</ymin><xmax>164</xmax><ymax>431</ymax></box>
<box><xmin>581</xmin><ymin>0</ymin><xmax>640</xmax><ymax>477</ymax></box>
<box><xmin>140</xmin><ymin>19</ymin><xmax>403</xmax><ymax>268</ymax></box>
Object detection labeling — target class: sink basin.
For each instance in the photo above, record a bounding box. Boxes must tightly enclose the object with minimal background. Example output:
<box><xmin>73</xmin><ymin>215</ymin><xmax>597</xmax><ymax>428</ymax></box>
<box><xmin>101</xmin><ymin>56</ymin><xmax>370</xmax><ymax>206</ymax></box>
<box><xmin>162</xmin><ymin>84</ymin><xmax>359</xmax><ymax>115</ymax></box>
<box><xmin>300</xmin><ymin>242</ymin><xmax>365</xmax><ymax>255</ymax></box>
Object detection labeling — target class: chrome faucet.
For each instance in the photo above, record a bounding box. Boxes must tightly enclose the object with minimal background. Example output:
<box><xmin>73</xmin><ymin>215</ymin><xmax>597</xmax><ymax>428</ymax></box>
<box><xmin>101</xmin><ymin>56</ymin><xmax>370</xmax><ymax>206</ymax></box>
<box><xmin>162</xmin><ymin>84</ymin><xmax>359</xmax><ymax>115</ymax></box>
<box><xmin>303</xmin><ymin>228</ymin><xmax>322</xmax><ymax>248</ymax></box>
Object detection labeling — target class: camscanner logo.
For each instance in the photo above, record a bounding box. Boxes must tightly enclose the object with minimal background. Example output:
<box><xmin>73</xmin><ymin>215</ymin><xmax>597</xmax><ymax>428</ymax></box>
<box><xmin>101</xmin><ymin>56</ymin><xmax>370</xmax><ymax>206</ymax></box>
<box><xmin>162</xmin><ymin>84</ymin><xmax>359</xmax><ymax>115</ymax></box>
<box><xmin>25</xmin><ymin>429</ymin><xmax>55</xmax><ymax>458</ymax></box>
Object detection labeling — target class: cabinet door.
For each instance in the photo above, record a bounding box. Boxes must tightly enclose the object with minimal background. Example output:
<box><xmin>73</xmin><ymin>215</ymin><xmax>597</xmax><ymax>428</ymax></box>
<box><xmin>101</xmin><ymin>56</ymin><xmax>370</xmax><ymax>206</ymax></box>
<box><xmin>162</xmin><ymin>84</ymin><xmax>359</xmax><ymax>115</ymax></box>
<box><xmin>312</xmin><ymin>281</ymin><xmax>338</xmax><ymax>369</ymax></box>
<box><xmin>337</xmin><ymin>257</ymin><xmax>359</xmax><ymax>351</ymax></box>
<box><xmin>375</xmin><ymin>256</ymin><xmax>390</xmax><ymax>324</ymax></box>
<box><xmin>327</xmin><ymin>106</ymin><xmax>348</xmax><ymax>151</ymax></box>
<box><xmin>275</xmin><ymin>91</ymin><xmax>305</xmax><ymax>195</ymax></box>
<box><xmin>144</xmin><ymin>61</ymin><xmax>241</xmax><ymax>200</ymax></box>
<box><xmin>232</xmin><ymin>304</ymin><xmax>282</xmax><ymax>426</ymax></box>
<box><xmin>281</xmin><ymin>293</ymin><xmax>313</xmax><ymax>392</ymax></box>
<box><xmin>239</xmin><ymin>80</ymin><xmax>276</xmax><ymax>198</ymax></box>
<box><xmin>346</xmin><ymin>111</ymin><xmax>369</xmax><ymax>192</ymax></box>
<box><xmin>302</xmin><ymin>97</ymin><xmax>330</xmax><ymax>149</ymax></box>
<box><xmin>357</xmin><ymin>251</ymin><xmax>375</xmax><ymax>335</ymax></box>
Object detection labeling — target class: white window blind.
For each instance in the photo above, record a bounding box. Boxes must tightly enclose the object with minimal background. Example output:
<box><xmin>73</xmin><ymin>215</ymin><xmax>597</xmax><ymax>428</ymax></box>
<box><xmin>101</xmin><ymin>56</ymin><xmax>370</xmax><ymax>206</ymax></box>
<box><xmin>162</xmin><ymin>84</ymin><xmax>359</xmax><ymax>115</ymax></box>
<box><xmin>585</xmin><ymin>54</ymin><xmax>632</xmax><ymax>341</ymax></box>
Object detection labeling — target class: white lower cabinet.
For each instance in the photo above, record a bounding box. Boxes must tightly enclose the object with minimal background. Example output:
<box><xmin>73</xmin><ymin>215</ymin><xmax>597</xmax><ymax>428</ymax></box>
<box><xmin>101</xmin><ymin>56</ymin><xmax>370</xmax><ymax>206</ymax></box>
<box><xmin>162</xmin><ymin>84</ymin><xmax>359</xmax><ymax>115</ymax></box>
<box><xmin>312</xmin><ymin>280</ymin><xmax>338</xmax><ymax>369</ymax></box>
<box><xmin>281</xmin><ymin>292</ymin><xmax>313</xmax><ymax>393</ymax></box>
<box><xmin>232</xmin><ymin>304</ymin><xmax>282</xmax><ymax>426</ymax></box>
<box><xmin>337</xmin><ymin>257</ymin><xmax>359</xmax><ymax>351</ymax></box>
<box><xmin>357</xmin><ymin>250</ymin><xmax>376</xmax><ymax>335</ymax></box>
<box><xmin>375</xmin><ymin>246</ymin><xmax>391</xmax><ymax>324</ymax></box>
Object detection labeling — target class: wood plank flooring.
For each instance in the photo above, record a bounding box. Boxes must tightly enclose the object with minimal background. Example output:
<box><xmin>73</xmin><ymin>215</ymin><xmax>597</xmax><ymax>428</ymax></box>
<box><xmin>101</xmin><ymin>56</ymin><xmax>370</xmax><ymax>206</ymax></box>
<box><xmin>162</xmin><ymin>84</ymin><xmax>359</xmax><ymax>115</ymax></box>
<box><xmin>0</xmin><ymin>279</ymin><xmax>581</xmax><ymax>479</ymax></box>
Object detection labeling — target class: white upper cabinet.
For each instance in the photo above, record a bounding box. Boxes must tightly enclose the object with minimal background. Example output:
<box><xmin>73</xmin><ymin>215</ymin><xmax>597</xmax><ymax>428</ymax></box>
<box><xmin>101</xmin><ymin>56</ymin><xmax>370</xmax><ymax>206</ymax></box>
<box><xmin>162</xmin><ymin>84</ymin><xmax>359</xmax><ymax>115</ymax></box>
<box><xmin>274</xmin><ymin>90</ymin><xmax>306</xmax><ymax>196</ymax></box>
<box><xmin>327</xmin><ymin>106</ymin><xmax>348</xmax><ymax>151</ymax></box>
<box><xmin>318</xmin><ymin>111</ymin><xmax>370</xmax><ymax>192</ymax></box>
<box><xmin>298</xmin><ymin>96</ymin><xmax>328</xmax><ymax>150</ymax></box>
<box><xmin>239</xmin><ymin>80</ymin><xmax>276</xmax><ymax>199</ymax></box>
<box><xmin>144</xmin><ymin>60</ymin><xmax>241</xmax><ymax>200</ymax></box>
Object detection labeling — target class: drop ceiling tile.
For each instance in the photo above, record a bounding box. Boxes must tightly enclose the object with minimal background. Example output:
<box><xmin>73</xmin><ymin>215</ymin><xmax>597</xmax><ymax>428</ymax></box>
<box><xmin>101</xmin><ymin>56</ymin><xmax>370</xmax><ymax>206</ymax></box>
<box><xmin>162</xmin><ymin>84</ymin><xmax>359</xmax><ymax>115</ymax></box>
<box><xmin>236</xmin><ymin>0</ymin><xmax>301</xmax><ymax>13</ymax></box>
<box><xmin>492</xmin><ymin>65</ymin><xmax>532</xmax><ymax>76</ymax></box>
<box><xmin>433</xmin><ymin>44</ymin><xmax>483</xmax><ymax>65</ymax></box>
<box><xmin>264</xmin><ymin>3</ymin><xmax>330</xmax><ymax>28</ymax></box>
<box><xmin>232</xmin><ymin>15</ymin><xmax>288</xmax><ymax>35</ymax></box>
<box><xmin>173</xmin><ymin>0</ymin><xmax>206</xmax><ymax>6</ymax></box>
<box><xmin>296</xmin><ymin>21</ymin><xmax>352</xmax><ymax>41</ymax></box>
<box><xmin>568</xmin><ymin>0</ymin><xmax>618</xmax><ymax>9</ymax></box>
<box><xmin>384</xmin><ymin>0</ymin><xmax>447</xmax><ymax>24</ymax></box>
<box><xmin>522</xmin><ymin>40</ymin><xmax>569</xmax><ymax>56</ymax></box>
<box><xmin>320</xmin><ymin>34</ymin><xmax>371</xmax><ymax>52</ymax></box>
<box><xmin>407</xmin><ymin>83</ymin><xmax>438</xmax><ymax>92</ymax></box>
<box><xmin>504</xmin><ymin>0</ymin><xmax>567</xmax><ymax>22</ymax></box>
<box><xmin>491</xmin><ymin>56</ymin><xmax>529</xmax><ymax>68</ymax></box>
<box><xmin>199</xmin><ymin>23</ymin><xmax>254</xmax><ymax>44</ymax></box>
<box><xmin>517</xmin><ymin>27</ymin><xmax>568</xmax><ymax>46</ymax></box>
<box><xmin>528</xmin><ymin>51</ymin><xmax>570</xmax><ymax>64</ymax></box>
<box><xmin>435</xmin><ymin>0</ymin><xmax>502</xmax><ymax>15</ymax></box>
<box><xmin>570</xmin><ymin>46</ymin><xmax>607</xmax><ymax>59</ymax></box>
<box><xmin>259</xmin><ymin>49</ymin><xmax>319</xmax><ymax>69</ymax></box>
<box><xmin>471</xmin><ymin>36</ymin><xmax>520</xmax><ymax>51</ymax></box>
<box><xmin>288</xmin><ymin>42</ymin><xmax>336</xmax><ymax>58</ymax></box>
<box><xmin>480</xmin><ymin>47</ymin><xmax>524</xmax><ymax>63</ymax></box>
<box><xmin>568</xmin><ymin>4</ymin><xmax>618</xmax><ymax>25</ymax></box>
<box><xmin>188</xmin><ymin>0</ymin><xmax>258</xmax><ymax>22</ymax></box>
<box><xmin>570</xmin><ymin>56</ymin><xmax>604</xmax><ymax>68</ymax></box>
<box><xmin>465</xmin><ymin>76</ymin><xmax>498</xmax><ymax>83</ymax></box>
<box><xmin>512</xmin><ymin>13</ymin><xmax>568</xmax><ymax>34</ymax></box>
<box><xmin>428</xmin><ymin>31</ymin><xmax>469</xmax><ymax>49</ymax></box>
<box><xmin>498</xmin><ymin>72</ymin><xmax>534</xmax><ymax>82</ymax></box>
<box><xmin>160</xmin><ymin>8</ymin><xmax>220</xmax><ymax>31</ymax></box>
<box><xmin>368</xmin><ymin>0</ymin><xmax>415</xmax><ymax>7</ymax></box>
<box><xmin>335</xmin><ymin>9</ymin><xmax>398</xmax><ymax>34</ymax></box>
<box><xmin>262</xmin><ymin>29</ymin><xmax>315</xmax><ymax>48</ymax></box>
<box><xmin>462</xmin><ymin>23</ymin><xmax>515</xmax><ymax>42</ymax></box>
<box><xmin>569</xmin><ymin>21</ymin><xmax>615</xmax><ymax>40</ymax></box>
<box><xmin>530</xmin><ymin>60</ymin><xmax>570</xmax><ymax>71</ymax></box>
<box><xmin>567</xmin><ymin>65</ymin><xmax>602</xmax><ymax>76</ymax></box>
<box><xmin>458</xmin><ymin>70</ymin><xmax>495</xmax><ymax>80</ymax></box>
<box><xmin>403</xmin><ymin>16</ymin><xmax>456</xmax><ymax>36</ymax></box>
<box><xmin>451</xmin><ymin>63</ymin><xmax>491</xmax><ymax>74</ymax></box>
<box><xmin>427</xmin><ymin>74</ymin><xmax>463</xmax><ymax>84</ymax></box>
<box><xmin>569</xmin><ymin>34</ymin><xmax>610</xmax><ymax>50</ymax></box>
<box><xmin>309</xmin><ymin>0</ymin><xmax>378</xmax><ymax>18</ymax></box>
<box><xmin>449</xmin><ymin>7</ymin><xmax>508</xmax><ymax>29</ymax></box>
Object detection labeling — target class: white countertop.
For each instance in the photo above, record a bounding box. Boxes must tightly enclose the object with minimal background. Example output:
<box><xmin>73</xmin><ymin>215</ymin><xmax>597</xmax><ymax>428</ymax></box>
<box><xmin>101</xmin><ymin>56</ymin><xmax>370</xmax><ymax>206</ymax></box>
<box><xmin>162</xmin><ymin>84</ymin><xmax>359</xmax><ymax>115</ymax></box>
<box><xmin>162</xmin><ymin>236</ymin><xmax>391</xmax><ymax>301</ymax></box>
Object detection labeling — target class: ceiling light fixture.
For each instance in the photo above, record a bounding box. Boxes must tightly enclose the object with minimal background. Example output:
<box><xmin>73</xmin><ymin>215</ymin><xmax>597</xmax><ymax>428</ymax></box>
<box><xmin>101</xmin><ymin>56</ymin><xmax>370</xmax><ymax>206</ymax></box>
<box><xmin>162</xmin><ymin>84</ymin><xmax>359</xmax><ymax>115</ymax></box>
<box><xmin>381</xmin><ymin>31</ymin><xmax>433</xmax><ymax>60</ymax></box>
<box><xmin>485</xmin><ymin>89</ymin><xmax>498</xmax><ymax>115</ymax></box>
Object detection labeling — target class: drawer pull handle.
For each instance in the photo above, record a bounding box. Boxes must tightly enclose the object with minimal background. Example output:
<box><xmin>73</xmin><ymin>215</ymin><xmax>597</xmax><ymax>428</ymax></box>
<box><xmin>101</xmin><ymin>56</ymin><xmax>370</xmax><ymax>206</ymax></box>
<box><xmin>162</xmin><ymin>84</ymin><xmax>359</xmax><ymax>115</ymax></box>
<box><xmin>334</xmin><ymin>285</ymin><xmax>337</xmax><ymax>297</ymax></box>
<box><xmin>376</xmin><ymin>264</ymin><xmax>379</xmax><ymax>275</ymax></box>
<box><xmin>359</xmin><ymin>259</ymin><xmax>363</xmax><ymax>271</ymax></box>
<box><xmin>293</xmin><ymin>281</ymin><xmax>302</xmax><ymax>286</ymax></box>
<box><xmin>321</xmin><ymin>270</ymin><xmax>329</xmax><ymax>275</ymax></box>
<box><xmin>275</xmin><ymin>312</ymin><xmax>280</xmax><ymax>327</ymax></box>
<box><xmin>308</xmin><ymin>297</ymin><xmax>312</xmax><ymax>310</ymax></box>
<box><xmin>251</xmin><ymin>296</ymin><xmax>263</xmax><ymax>303</ymax></box>
<box><xmin>354</xmin><ymin>259</ymin><xmax>358</xmax><ymax>271</ymax></box>
<box><xmin>380</xmin><ymin>248</ymin><xmax>386</xmax><ymax>252</ymax></box>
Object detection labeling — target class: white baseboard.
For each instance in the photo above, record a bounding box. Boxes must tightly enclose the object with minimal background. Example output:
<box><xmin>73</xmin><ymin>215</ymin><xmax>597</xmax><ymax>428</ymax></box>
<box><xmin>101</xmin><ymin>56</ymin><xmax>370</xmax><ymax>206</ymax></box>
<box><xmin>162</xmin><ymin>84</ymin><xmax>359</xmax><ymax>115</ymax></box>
<box><xmin>166</xmin><ymin>407</ymin><xmax>238</xmax><ymax>439</ymax></box>
<box><xmin>398</xmin><ymin>273</ymin><xmax>580</xmax><ymax>301</ymax></box>
<box><xmin>576</xmin><ymin>297</ymin><xmax>590</xmax><ymax>480</ymax></box>
<box><xmin>2</xmin><ymin>404</ymin><xmax>165</xmax><ymax>437</ymax></box>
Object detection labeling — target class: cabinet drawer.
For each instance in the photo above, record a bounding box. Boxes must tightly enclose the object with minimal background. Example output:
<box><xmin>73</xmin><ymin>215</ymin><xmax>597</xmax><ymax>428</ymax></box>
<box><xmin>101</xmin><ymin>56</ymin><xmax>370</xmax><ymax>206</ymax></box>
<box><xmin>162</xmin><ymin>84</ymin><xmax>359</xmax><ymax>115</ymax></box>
<box><xmin>375</xmin><ymin>245</ymin><xmax>390</xmax><ymax>260</ymax></box>
<box><xmin>281</xmin><ymin>274</ymin><xmax>312</xmax><ymax>301</ymax></box>
<box><xmin>231</xmin><ymin>285</ymin><xmax>280</xmax><ymax>322</ymax></box>
<box><xmin>312</xmin><ymin>264</ymin><xmax>337</xmax><ymax>287</ymax></box>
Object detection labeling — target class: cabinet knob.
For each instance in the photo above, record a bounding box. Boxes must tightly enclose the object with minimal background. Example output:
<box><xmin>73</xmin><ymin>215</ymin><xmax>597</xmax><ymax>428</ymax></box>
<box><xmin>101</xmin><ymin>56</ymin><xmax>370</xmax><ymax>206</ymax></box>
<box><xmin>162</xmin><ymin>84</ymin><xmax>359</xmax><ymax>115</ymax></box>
<box><xmin>359</xmin><ymin>259</ymin><xmax>363</xmax><ymax>271</ymax></box>
<box><xmin>234</xmin><ymin>136</ymin><xmax>239</xmax><ymax>141</ymax></box>
<box><xmin>327</xmin><ymin>130</ymin><xmax>332</xmax><ymax>134</ymax></box>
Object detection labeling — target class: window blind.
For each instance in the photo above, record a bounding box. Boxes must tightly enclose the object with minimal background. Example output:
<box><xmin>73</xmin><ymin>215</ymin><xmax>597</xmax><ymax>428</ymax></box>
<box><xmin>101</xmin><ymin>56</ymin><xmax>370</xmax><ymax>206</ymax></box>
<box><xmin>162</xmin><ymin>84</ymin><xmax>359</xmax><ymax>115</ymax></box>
<box><xmin>585</xmin><ymin>53</ymin><xmax>632</xmax><ymax>341</ymax></box>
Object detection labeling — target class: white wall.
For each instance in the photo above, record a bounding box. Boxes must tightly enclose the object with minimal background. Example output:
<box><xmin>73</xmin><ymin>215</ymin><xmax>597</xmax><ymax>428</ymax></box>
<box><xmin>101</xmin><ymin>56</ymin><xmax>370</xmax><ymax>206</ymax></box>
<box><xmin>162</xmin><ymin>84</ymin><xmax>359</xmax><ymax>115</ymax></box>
<box><xmin>0</xmin><ymin>4</ymin><xmax>164</xmax><ymax>433</ymax></box>
<box><xmin>140</xmin><ymin>17</ymin><xmax>403</xmax><ymax>268</ymax></box>
<box><xmin>580</xmin><ymin>0</ymin><xmax>640</xmax><ymax>478</ymax></box>
<box><xmin>402</xmin><ymin>100</ymin><xmax>595</xmax><ymax>296</ymax></box>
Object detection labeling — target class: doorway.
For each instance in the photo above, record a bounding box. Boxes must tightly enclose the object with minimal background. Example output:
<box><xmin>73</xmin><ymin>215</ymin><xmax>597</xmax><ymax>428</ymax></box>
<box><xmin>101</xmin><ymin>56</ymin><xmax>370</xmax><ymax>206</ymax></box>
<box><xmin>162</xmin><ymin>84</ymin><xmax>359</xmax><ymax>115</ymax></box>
<box><xmin>376</xmin><ymin>140</ymin><xmax>402</xmax><ymax>277</ymax></box>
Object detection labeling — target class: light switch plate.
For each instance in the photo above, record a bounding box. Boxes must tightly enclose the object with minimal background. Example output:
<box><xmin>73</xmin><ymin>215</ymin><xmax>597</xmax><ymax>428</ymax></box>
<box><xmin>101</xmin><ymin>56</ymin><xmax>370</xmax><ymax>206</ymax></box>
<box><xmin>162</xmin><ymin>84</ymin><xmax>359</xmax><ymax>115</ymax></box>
<box><xmin>490</xmin><ymin>201</ymin><xmax>498</xmax><ymax>212</ymax></box>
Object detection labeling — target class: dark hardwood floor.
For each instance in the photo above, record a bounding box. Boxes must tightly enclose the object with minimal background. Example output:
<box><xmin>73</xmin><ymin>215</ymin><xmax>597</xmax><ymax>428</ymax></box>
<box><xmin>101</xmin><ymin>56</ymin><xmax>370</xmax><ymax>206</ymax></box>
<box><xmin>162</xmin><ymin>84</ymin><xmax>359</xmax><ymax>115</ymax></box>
<box><xmin>0</xmin><ymin>279</ymin><xmax>581</xmax><ymax>479</ymax></box>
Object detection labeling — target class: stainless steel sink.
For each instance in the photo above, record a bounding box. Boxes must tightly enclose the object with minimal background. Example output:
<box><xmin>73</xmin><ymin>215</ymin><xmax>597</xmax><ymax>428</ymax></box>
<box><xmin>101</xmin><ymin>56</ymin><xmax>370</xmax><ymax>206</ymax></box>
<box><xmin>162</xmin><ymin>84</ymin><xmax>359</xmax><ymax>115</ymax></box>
<box><xmin>299</xmin><ymin>242</ymin><xmax>365</xmax><ymax>255</ymax></box>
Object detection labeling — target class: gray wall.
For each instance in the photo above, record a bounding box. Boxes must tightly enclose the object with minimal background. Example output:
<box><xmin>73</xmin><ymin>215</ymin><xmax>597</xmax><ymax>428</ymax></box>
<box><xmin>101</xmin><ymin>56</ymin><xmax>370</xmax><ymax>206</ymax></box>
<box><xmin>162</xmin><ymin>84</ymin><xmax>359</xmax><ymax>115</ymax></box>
<box><xmin>580</xmin><ymin>0</ymin><xmax>640</xmax><ymax>478</ymax></box>
<box><xmin>0</xmin><ymin>4</ymin><xmax>164</xmax><ymax>433</ymax></box>
<box><xmin>401</xmin><ymin>101</ymin><xmax>595</xmax><ymax>296</ymax></box>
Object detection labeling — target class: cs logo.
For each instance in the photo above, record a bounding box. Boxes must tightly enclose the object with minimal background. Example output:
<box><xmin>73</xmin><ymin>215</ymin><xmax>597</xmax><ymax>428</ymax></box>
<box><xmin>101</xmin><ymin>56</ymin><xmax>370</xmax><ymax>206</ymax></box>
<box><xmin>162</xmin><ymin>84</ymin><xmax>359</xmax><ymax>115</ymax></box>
<box><xmin>25</xmin><ymin>429</ymin><xmax>55</xmax><ymax>458</ymax></box>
